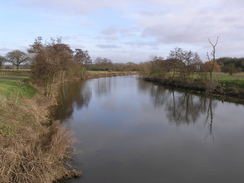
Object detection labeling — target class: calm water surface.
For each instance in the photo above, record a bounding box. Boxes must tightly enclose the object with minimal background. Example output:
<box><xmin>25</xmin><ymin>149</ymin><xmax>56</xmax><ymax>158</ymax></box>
<box><xmin>55</xmin><ymin>76</ymin><xmax>244</xmax><ymax>183</ymax></box>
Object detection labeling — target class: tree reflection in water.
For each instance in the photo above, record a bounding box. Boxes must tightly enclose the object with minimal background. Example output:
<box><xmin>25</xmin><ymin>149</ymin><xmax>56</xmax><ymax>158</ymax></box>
<box><xmin>94</xmin><ymin>78</ymin><xmax>112</xmax><ymax>97</ymax></box>
<box><xmin>204</xmin><ymin>98</ymin><xmax>216</xmax><ymax>141</ymax></box>
<box><xmin>55</xmin><ymin>80</ymin><xmax>92</xmax><ymax>121</ymax></box>
<box><xmin>142</xmin><ymin>81</ymin><xmax>218</xmax><ymax>140</ymax></box>
<box><xmin>167</xmin><ymin>92</ymin><xmax>217</xmax><ymax>125</ymax></box>
<box><xmin>55</xmin><ymin>77</ymin><xmax>113</xmax><ymax>121</ymax></box>
<box><xmin>56</xmin><ymin>78</ymin><xmax>218</xmax><ymax>140</ymax></box>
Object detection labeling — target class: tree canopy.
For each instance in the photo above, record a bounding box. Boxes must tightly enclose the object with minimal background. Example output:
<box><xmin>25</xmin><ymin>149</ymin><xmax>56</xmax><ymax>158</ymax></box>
<box><xmin>5</xmin><ymin>50</ymin><xmax>29</xmax><ymax>70</ymax></box>
<box><xmin>28</xmin><ymin>37</ymin><xmax>90</xmax><ymax>91</ymax></box>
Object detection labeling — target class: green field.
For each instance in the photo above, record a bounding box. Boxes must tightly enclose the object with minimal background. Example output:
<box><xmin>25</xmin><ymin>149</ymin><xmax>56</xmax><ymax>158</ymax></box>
<box><xmin>215</xmin><ymin>72</ymin><xmax>244</xmax><ymax>89</ymax></box>
<box><xmin>86</xmin><ymin>70</ymin><xmax>109</xmax><ymax>74</ymax></box>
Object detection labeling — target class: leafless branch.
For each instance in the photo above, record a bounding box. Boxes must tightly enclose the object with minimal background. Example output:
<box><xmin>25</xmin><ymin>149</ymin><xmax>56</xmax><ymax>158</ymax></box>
<box><xmin>208</xmin><ymin>36</ymin><xmax>219</xmax><ymax>47</ymax></box>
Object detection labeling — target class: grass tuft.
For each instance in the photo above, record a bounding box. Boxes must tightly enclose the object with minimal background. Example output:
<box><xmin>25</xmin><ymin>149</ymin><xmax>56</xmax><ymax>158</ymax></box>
<box><xmin>0</xmin><ymin>120</ymin><xmax>15</xmax><ymax>135</ymax></box>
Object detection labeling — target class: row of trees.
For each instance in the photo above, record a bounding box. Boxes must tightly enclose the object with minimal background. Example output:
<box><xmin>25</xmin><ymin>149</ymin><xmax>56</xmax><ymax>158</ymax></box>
<box><xmin>1</xmin><ymin>37</ymin><xmax>243</xmax><ymax>78</ymax></box>
<box><xmin>140</xmin><ymin>47</ymin><xmax>220</xmax><ymax>79</ymax></box>
<box><xmin>0</xmin><ymin>37</ymin><xmax>92</xmax><ymax>96</ymax></box>
<box><xmin>216</xmin><ymin>57</ymin><xmax>244</xmax><ymax>74</ymax></box>
<box><xmin>140</xmin><ymin>38</ymin><xmax>222</xmax><ymax>83</ymax></box>
<box><xmin>0</xmin><ymin>50</ymin><xmax>140</xmax><ymax>73</ymax></box>
<box><xmin>0</xmin><ymin>38</ymin><xmax>92</xmax><ymax>74</ymax></box>
<box><xmin>90</xmin><ymin>57</ymin><xmax>140</xmax><ymax>71</ymax></box>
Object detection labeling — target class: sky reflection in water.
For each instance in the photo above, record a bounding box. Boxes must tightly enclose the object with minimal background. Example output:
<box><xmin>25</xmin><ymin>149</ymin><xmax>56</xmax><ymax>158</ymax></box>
<box><xmin>56</xmin><ymin>76</ymin><xmax>244</xmax><ymax>183</ymax></box>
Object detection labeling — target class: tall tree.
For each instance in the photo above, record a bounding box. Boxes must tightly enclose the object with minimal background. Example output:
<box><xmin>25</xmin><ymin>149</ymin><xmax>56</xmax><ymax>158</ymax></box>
<box><xmin>168</xmin><ymin>47</ymin><xmax>201</xmax><ymax>66</ymax></box>
<box><xmin>28</xmin><ymin>37</ymin><xmax>84</xmax><ymax>96</ymax></box>
<box><xmin>207</xmin><ymin>36</ymin><xmax>219</xmax><ymax>81</ymax></box>
<box><xmin>5</xmin><ymin>50</ymin><xmax>29</xmax><ymax>71</ymax></box>
<box><xmin>74</xmin><ymin>49</ymin><xmax>92</xmax><ymax>66</ymax></box>
<box><xmin>168</xmin><ymin>47</ymin><xmax>201</xmax><ymax>77</ymax></box>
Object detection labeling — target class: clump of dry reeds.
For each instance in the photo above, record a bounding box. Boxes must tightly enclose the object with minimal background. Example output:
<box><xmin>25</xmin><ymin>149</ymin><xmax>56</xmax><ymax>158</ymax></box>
<box><xmin>0</xmin><ymin>95</ymin><xmax>80</xmax><ymax>183</ymax></box>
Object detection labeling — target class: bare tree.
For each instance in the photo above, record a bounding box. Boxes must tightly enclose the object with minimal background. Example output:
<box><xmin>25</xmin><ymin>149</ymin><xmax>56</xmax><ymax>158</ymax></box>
<box><xmin>168</xmin><ymin>47</ymin><xmax>201</xmax><ymax>66</ymax></box>
<box><xmin>207</xmin><ymin>36</ymin><xmax>219</xmax><ymax>82</ymax></box>
<box><xmin>5</xmin><ymin>50</ymin><xmax>29</xmax><ymax>71</ymax></box>
<box><xmin>168</xmin><ymin>47</ymin><xmax>202</xmax><ymax>77</ymax></box>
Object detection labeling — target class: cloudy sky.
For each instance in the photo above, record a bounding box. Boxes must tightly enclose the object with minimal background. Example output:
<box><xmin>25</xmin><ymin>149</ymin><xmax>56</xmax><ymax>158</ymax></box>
<box><xmin>0</xmin><ymin>0</ymin><xmax>243</xmax><ymax>63</ymax></box>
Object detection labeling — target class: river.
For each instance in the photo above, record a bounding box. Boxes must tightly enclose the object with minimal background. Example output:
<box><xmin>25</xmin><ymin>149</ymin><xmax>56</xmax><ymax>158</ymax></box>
<box><xmin>55</xmin><ymin>75</ymin><xmax>244</xmax><ymax>183</ymax></box>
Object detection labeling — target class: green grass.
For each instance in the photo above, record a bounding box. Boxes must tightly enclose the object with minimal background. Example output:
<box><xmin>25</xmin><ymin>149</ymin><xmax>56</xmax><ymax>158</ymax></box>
<box><xmin>0</xmin><ymin>78</ymin><xmax>37</xmax><ymax>99</ymax></box>
<box><xmin>192</xmin><ymin>72</ymin><xmax>244</xmax><ymax>89</ymax></box>
<box><xmin>86</xmin><ymin>70</ymin><xmax>109</xmax><ymax>74</ymax></box>
<box><xmin>215</xmin><ymin>72</ymin><xmax>244</xmax><ymax>89</ymax></box>
<box><xmin>0</xmin><ymin>77</ymin><xmax>37</xmax><ymax>135</ymax></box>
<box><xmin>148</xmin><ymin>71</ymin><xmax>244</xmax><ymax>91</ymax></box>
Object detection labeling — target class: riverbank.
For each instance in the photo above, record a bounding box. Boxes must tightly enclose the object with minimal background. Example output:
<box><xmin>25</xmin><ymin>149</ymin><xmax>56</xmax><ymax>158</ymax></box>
<box><xmin>143</xmin><ymin>74</ymin><xmax>244</xmax><ymax>104</ymax></box>
<box><xmin>52</xmin><ymin>73</ymin><xmax>244</xmax><ymax>183</ymax></box>
<box><xmin>0</xmin><ymin>71</ymin><xmax>138</xmax><ymax>182</ymax></box>
<box><xmin>0</xmin><ymin>77</ymin><xmax>81</xmax><ymax>182</ymax></box>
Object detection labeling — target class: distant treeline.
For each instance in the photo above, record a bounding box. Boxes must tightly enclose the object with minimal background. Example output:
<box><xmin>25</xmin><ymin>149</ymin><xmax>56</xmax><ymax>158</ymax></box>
<box><xmin>89</xmin><ymin>58</ymin><xmax>140</xmax><ymax>72</ymax></box>
<box><xmin>216</xmin><ymin>57</ymin><xmax>244</xmax><ymax>73</ymax></box>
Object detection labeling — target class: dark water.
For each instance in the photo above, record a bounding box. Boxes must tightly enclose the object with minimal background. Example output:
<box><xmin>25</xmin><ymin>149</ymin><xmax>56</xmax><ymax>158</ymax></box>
<box><xmin>55</xmin><ymin>76</ymin><xmax>244</xmax><ymax>183</ymax></box>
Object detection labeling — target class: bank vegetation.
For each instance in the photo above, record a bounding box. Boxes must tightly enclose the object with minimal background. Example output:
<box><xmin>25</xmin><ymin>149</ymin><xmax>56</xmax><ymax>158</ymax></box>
<box><xmin>0</xmin><ymin>36</ymin><xmax>141</xmax><ymax>182</ymax></box>
<box><xmin>0</xmin><ymin>37</ymin><xmax>92</xmax><ymax>183</ymax></box>
<box><xmin>140</xmin><ymin>45</ymin><xmax>244</xmax><ymax>102</ymax></box>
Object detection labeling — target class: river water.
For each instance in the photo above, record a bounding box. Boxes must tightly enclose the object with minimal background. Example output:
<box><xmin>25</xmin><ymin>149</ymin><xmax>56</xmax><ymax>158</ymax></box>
<box><xmin>55</xmin><ymin>75</ymin><xmax>244</xmax><ymax>183</ymax></box>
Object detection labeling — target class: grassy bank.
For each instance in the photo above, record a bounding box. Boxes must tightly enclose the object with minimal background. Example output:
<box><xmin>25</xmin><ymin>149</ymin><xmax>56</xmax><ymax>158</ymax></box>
<box><xmin>0</xmin><ymin>78</ymin><xmax>80</xmax><ymax>182</ymax></box>
<box><xmin>0</xmin><ymin>78</ymin><xmax>36</xmax><ymax>136</ymax></box>
<box><xmin>0</xmin><ymin>70</ymin><xmax>138</xmax><ymax>182</ymax></box>
<box><xmin>215</xmin><ymin>72</ymin><xmax>244</xmax><ymax>89</ymax></box>
<box><xmin>143</xmin><ymin>72</ymin><xmax>244</xmax><ymax>103</ymax></box>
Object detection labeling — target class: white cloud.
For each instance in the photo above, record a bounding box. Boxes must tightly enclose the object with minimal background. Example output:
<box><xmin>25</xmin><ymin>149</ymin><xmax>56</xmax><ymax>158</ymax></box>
<box><xmin>1</xmin><ymin>0</ymin><xmax>243</xmax><ymax>62</ymax></box>
<box><xmin>100</xmin><ymin>27</ymin><xmax>119</xmax><ymax>40</ymax></box>
<box><xmin>82</xmin><ymin>22</ymin><xmax>96</xmax><ymax>27</ymax></box>
<box><xmin>125</xmin><ymin>41</ymin><xmax>158</xmax><ymax>48</ymax></box>
<box><xmin>17</xmin><ymin>0</ymin><xmax>129</xmax><ymax>15</ymax></box>
<box><xmin>96</xmin><ymin>44</ymin><xmax>119</xmax><ymax>49</ymax></box>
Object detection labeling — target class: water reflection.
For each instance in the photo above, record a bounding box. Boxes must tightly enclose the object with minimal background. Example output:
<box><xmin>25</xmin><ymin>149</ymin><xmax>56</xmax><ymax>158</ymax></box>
<box><xmin>94</xmin><ymin>78</ymin><xmax>112</xmax><ymax>97</ymax></box>
<box><xmin>57</xmin><ymin>78</ymin><xmax>218</xmax><ymax>128</ymax></box>
<box><xmin>138</xmin><ymin>80</ymin><xmax>170</xmax><ymax>107</ymax></box>
<box><xmin>55</xmin><ymin>77</ymin><xmax>115</xmax><ymax>121</ymax></box>
<box><xmin>204</xmin><ymin>98</ymin><xmax>216</xmax><ymax>141</ymax></box>
<box><xmin>55</xmin><ymin>80</ymin><xmax>92</xmax><ymax>120</ymax></box>
<box><xmin>55</xmin><ymin>76</ymin><xmax>244</xmax><ymax>183</ymax></box>
<box><xmin>167</xmin><ymin>93</ymin><xmax>217</xmax><ymax>125</ymax></box>
<box><xmin>137</xmin><ymin>80</ymin><xmax>218</xmax><ymax>141</ymax></box>
<box><xmin>138</xmin><ymin>80</ymin><xmax>217</xmax><ymax>126</ymax></box>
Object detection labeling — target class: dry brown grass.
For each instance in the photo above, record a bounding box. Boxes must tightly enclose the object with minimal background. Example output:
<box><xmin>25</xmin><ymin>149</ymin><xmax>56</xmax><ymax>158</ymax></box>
<box><xmin>0</xmin><ymin>124</ymin><xmax>78</xmax><ymax>182</ymax></box>
<box><xmin>0</xmin><ymin>93</ymin><xmax>80</xmax><ymax>182</ymax></box>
